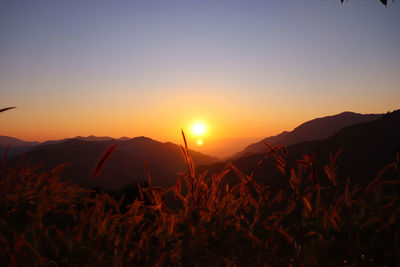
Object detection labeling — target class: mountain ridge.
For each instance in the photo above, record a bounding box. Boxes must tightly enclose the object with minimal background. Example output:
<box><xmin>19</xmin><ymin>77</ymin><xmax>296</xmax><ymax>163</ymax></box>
<box><xmin>231</xmin><ymin>111</ymin><xmax>382</xmax><ymax>159</ymax></box>
<box><xmin>6</xmin><ymin>136</ymin><xmax>218</xmax><ymax>190</ymax></box>
<box><xmin>201</xmin><ymin>109</ymin><xmax>400</xmax><ymax>190</ymax></box>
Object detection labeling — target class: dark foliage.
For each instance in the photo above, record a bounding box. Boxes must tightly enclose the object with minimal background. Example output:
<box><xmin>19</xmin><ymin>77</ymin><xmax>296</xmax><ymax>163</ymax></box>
<box><xmin>1</xmin><ymin>130</ymin><xmax>399</xmax><ymax>265</ymax></box>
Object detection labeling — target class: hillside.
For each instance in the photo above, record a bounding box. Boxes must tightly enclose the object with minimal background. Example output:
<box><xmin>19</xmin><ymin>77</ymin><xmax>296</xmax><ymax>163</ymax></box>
<box><xmin>17</xmin><ymin>137</ymin><xmax>218</xmax><ymax>190</ymax></box>
<box><xmin>0</xmin><ymin>136</ymin><xmax>39</xmax><ymax>157</ymax></box>
<box><xmin>232</xmin><ymin>112</ymin><xmax>382</xmax><ymax>159</ymax></box>
<box><xmin>202</xmin><ymin>110</ymin><xmax>400</xmax><ymax>190</ymax></box>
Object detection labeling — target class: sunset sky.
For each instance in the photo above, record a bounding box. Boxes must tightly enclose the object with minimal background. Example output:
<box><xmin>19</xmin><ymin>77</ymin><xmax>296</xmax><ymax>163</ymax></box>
<box><xmin>1</xmin><ymin>0</ymin><xmax>399</xmax><ymax>157</ymax></box>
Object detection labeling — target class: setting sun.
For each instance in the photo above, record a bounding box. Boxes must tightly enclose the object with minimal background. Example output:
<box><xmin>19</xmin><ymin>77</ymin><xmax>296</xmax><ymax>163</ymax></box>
<box><xmin>191</xmin><ymin>122</ymin><xmax>206</xmax><ymax>137</ymax></box>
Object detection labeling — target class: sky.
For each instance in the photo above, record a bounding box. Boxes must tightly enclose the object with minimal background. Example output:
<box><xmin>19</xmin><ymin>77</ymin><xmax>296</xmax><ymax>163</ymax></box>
<box><xmin>1</xmin><ymin>0</ymin><xmax>399</xmax><ymax>157</ymax></box>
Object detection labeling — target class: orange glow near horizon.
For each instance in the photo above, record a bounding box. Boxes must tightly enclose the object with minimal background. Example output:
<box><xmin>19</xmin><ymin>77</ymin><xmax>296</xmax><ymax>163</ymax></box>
<box><xmin>1</xmin><ymin>84</ymin><xmax>398</xmax><ymax>158</ymax></box>
<box><xmin>1</xmin><ymin>104</ymin><xmax>398</xmax><ymax>158</ymax></box>
<box><xmin>1</xmin><ymin>103</ymin><xmax>393</xmax><ymax>144</ymax></box>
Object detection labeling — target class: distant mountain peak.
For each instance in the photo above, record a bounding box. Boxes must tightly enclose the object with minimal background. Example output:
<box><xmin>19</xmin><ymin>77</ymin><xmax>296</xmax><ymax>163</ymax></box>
<box><xmin>74</xmin><ymin>136</ymin><xmax>114</xmax><ymax>142</ymax></box>
<box><xmin>204</xmin><ymin>109</ymin><xmax>400</xmax><ymax>192</ymax></box>
<box><xmin>0</xmin><ymin>136</ymin><xmax>39</xmax><ymax>147</ymax></box>
<box><xmin>231</xmin><ymin>111</ymin><xmax>383</xmax><ymax>159</ymax></box>
<box><xmin>336</xmin><ymin>111</ymin><xmax>357</xmax><ymax>115</ymax></box>
<box><xmin>129</xmin><ymin>136</ymin><xmax>158</xmax><ymax>143</ymax></box>
<box><xmin>16</xmin><ymin>134</ymin><xmax>218</xmax><ymax>190</ymax></box>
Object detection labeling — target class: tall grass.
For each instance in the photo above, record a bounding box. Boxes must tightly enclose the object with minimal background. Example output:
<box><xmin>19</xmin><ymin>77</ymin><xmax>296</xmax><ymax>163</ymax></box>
<box><xmin>0</xmin><ymin>130</ymin><xmax>399</xmax><ymax>266</ymax></box>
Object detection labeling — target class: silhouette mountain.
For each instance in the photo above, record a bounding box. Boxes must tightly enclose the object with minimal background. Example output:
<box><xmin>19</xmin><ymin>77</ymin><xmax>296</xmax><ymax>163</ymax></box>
<box><xmin>232</xmin><ymin>112</ymin><xmax>382</xmax><ymax>159</ymax></box>
<box><xmin>15</xmin><ymin>137</ymin><xmax>218</xmax><ymax>190</ymax></box>
<box><xmin>1</xmin><ymin>135</ymin><xmax>138</xmax><ymax>156</ymax></box>
<box><xmin>202</xmin><ymin>110</ymin><xmax>400</xmax><ymax>190</ymax></box>
<box><xmin>0</xmin><ymin>136</ymin><xmax>39</xmax><ymax>158</ymax></box>
<box><xmin>40</xmin><ymin>135</ymin><xmax>115</xmax><ymax>146</ymax></box>
<box><xmin>0</xmin><ymin>136</ymin><xmax>39</xmax><ymax>147</ymax></box>
<box><xmin>2</xmin><ymin>110</ymin><xmax>396</xmax><ymax>191</ymax></box>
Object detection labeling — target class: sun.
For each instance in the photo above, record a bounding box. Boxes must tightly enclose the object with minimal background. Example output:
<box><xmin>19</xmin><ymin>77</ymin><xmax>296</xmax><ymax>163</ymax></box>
<box><xmin>191</xmin><ymin>122</ymin><xmax>206</xmax><ymax>137</ymax></box>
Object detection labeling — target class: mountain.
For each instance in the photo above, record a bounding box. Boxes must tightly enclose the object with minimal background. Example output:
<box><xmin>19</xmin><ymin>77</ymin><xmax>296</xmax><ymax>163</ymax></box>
<box><xmin>1</xmin><ymin>110</ymin><xmax>394</xmax><ymax>190</ymax></box>
<box><xmin>0</xmin><ymin>135</ymin><xmax>117</xmax><ymax>157</ymax></box>
<box><xmin>232</xmin><ymin>112</ymin><xmax>382</xmax><ymax>159</ymax></box>
<box><xmin>1</xmin><ymin>135</ymin><xmax>128</xmax><ymax>155</ymax></box>
<box><xmin>201</xmin><ymin>110</ymin><xmax>400</xmax><ymax>190</ymax></box>
<box><xmin>0</xmin><ymin>136</ymin><xmax>39</xmax><ymax>158</ymax></box>
<box><xmin>40</xmin><ymin>135</ymin><xmax>115</xmax><ymax>146</ymax></box>
<box><xmin>15</xmin><ymin>136</ymin><xmax>218</xmax><ymax>190</ymax></box>
<box><xmin>75</xmin><ymin>135</ymin><xmax>114</xmax><ymax>142</ymax></box>
<box><xmin>0</xmin><ymin>136</ymin><xmax>39</xmax><ymax>147</ymax></box>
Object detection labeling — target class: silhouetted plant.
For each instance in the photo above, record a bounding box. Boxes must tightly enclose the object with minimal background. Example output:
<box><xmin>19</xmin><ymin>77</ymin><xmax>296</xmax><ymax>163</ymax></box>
<box><xmin>0</xmin><ymin>128</ymin><xmax>399</xmax><ymax>265</ymax></box>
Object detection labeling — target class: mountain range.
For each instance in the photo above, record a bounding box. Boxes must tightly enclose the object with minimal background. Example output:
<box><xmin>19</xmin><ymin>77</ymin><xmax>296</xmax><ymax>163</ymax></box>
<box><xmin>202</xmin><ymin>110</ymin><xmax>400</xmax><ymax>190</ymax></box>
<box><xmin>1</xmin><ymin>110</ymin><xmax>398</xmax><ymax>190</ymax></box>
<box><xmin>3</xmin><ymin>137</ymin><xmax>217</xmax><ymax>190</ymax></box>
<box><xmin>232</xmin><ymin>111</ymin><xmax>382</xmax><ymax>159</ymax></box>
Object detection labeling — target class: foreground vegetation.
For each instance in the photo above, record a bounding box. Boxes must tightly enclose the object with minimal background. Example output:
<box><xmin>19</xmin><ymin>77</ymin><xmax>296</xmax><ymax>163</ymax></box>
<box><xmin>0</xmin><ymin>131</ymin><xmax>399</xmax><ymax>266</ymax></box>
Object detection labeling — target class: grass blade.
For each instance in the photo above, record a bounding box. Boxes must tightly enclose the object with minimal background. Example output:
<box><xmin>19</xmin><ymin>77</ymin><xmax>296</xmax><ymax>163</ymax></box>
<box><xmin>91</xmin><ymin>143</ymin><xmax>117</xmax><ymax>179</ymax></box>
<box><xmin>0</xmin><ymin>106</ymin><xmax>16</xmax><ymax>113</ymax></box>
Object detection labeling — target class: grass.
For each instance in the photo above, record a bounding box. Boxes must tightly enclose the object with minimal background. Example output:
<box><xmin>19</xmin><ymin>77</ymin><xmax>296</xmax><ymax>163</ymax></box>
<box><xmin>0</xmin><ymin>129</ymin><xmax>399</xmax><ymax>266</ymax></box>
